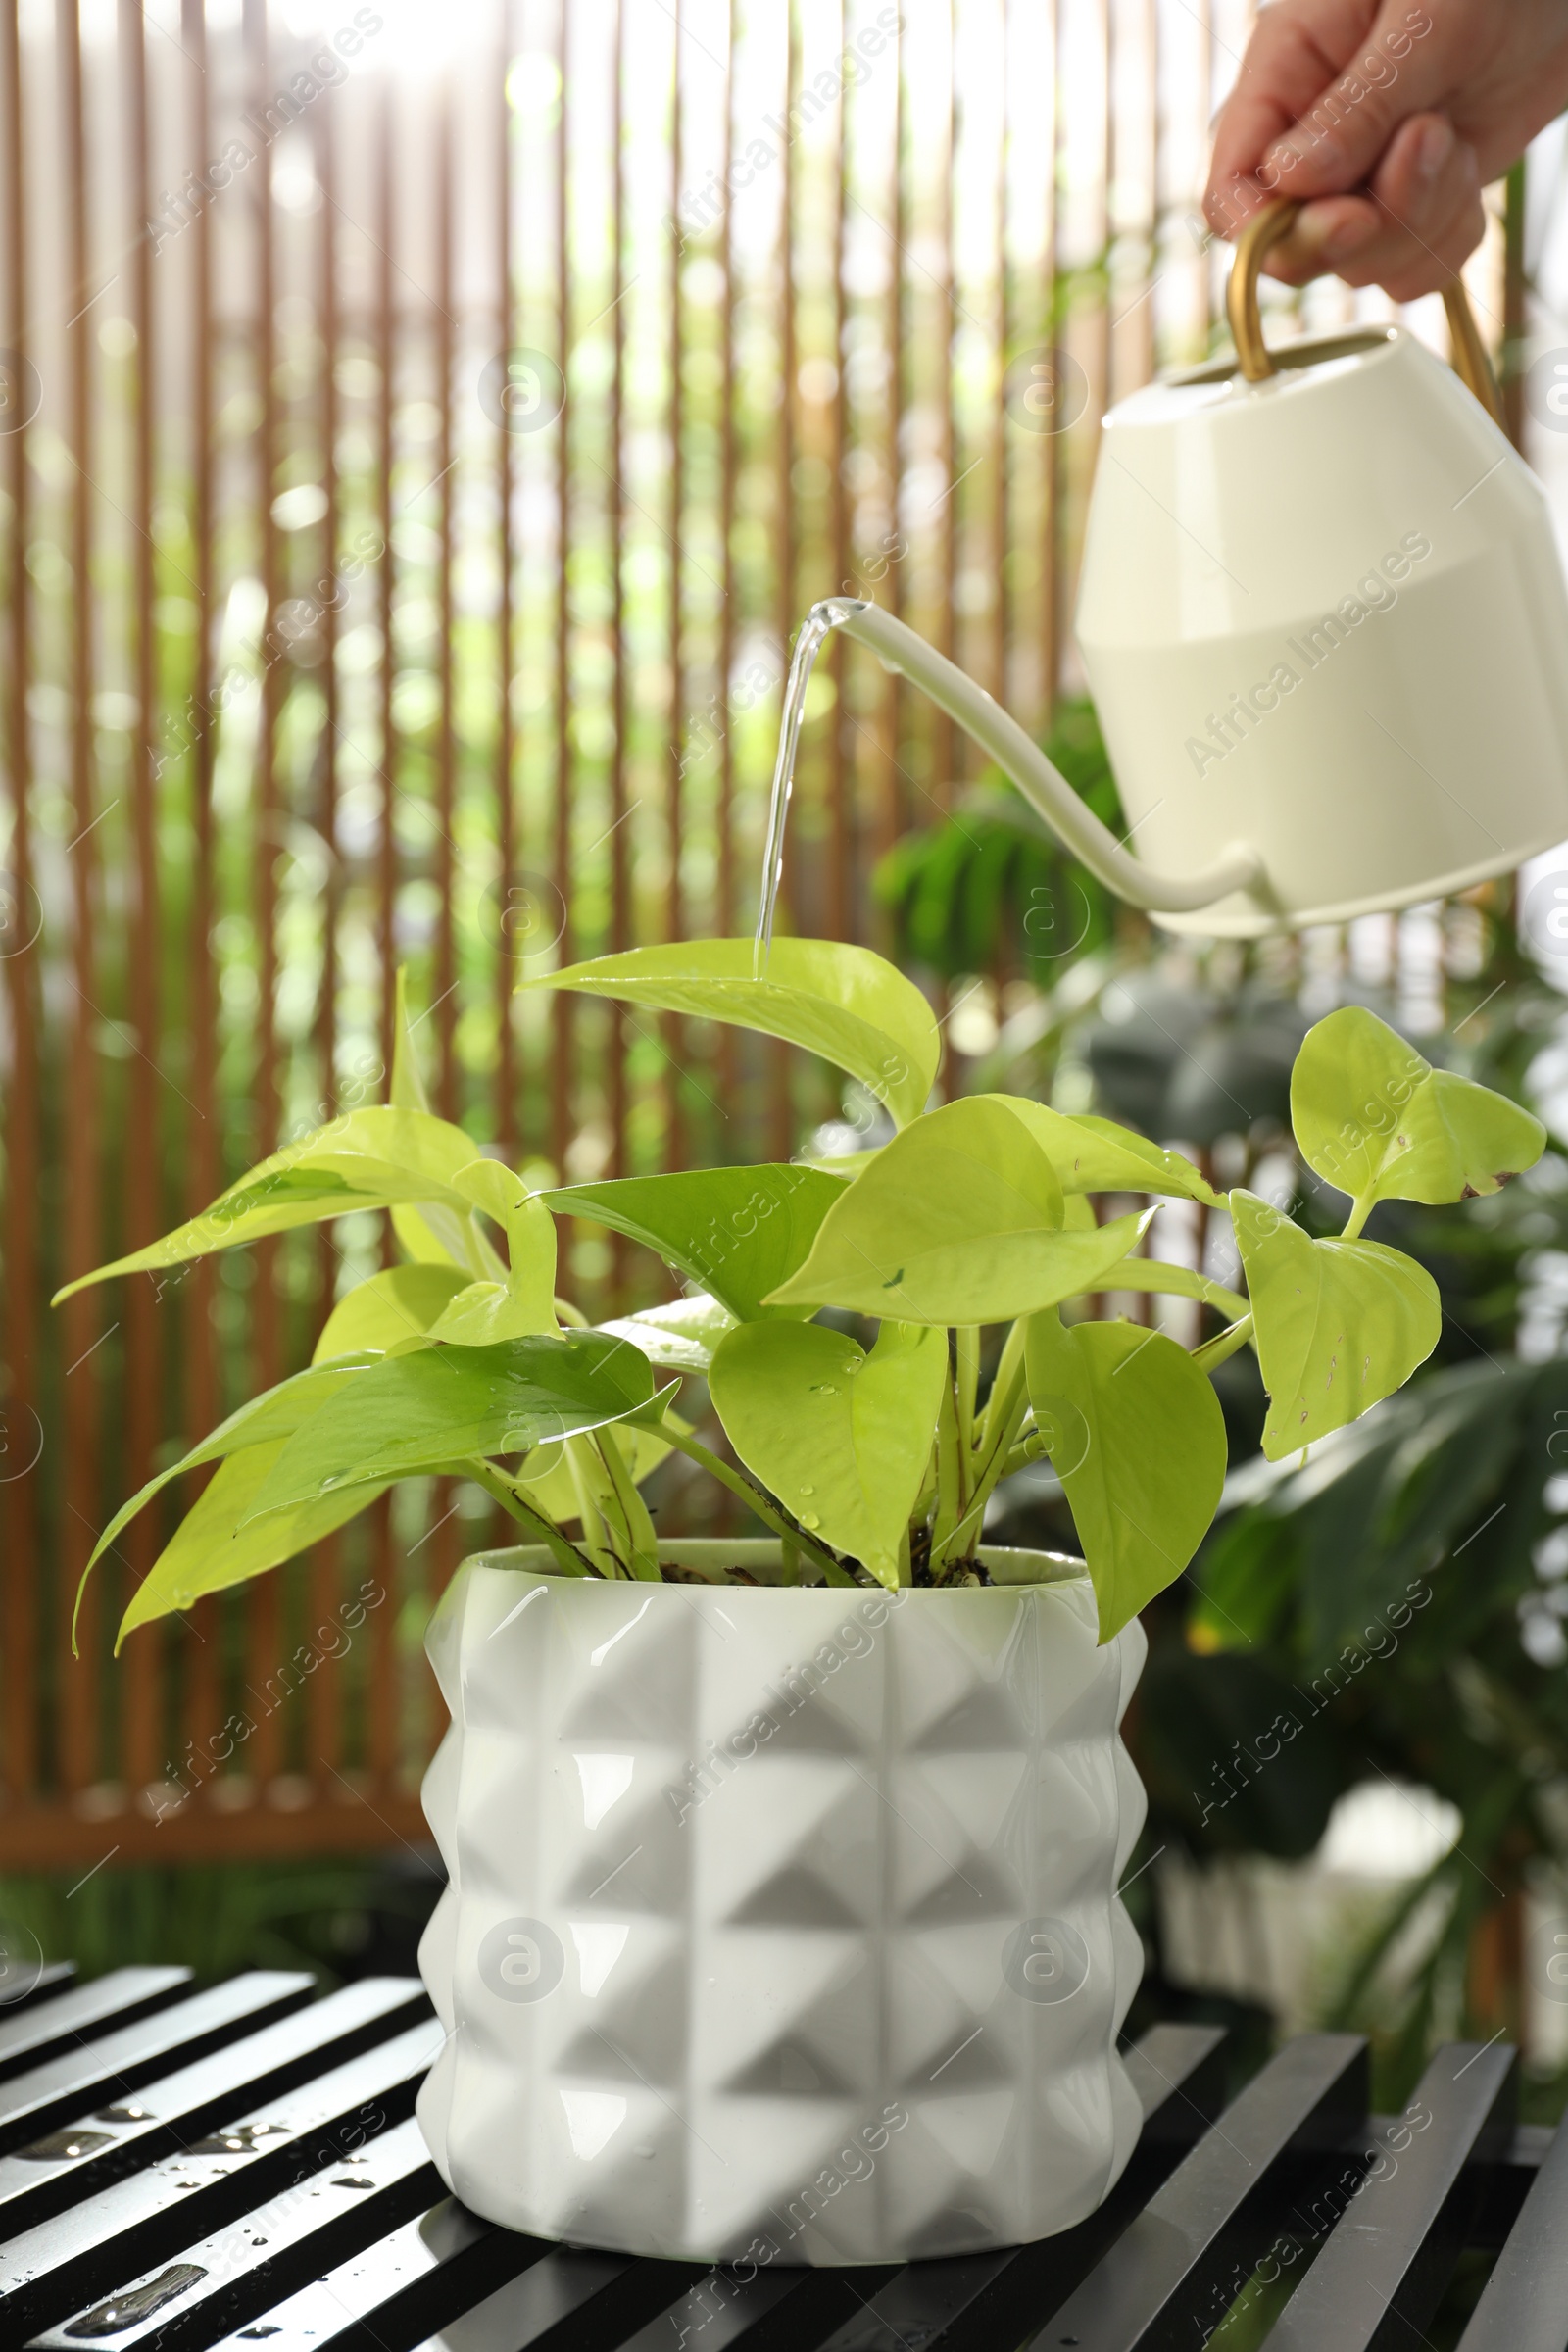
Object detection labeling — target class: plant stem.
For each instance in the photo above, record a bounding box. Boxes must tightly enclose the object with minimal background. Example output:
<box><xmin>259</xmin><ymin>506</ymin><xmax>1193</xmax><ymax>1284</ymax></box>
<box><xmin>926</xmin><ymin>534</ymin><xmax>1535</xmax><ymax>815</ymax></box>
<box><xmin>597</xmin><ymin>1428</ymin><xmax>662</xmax><ymax>1581</ymax></box>
<box><xmin>930</xmin><ymin>1361</ymin><xmax>964</xmax><ymax>1559</ymax></box>
<box><xmin>977</xmin><ymin>1317</ymin><xmax>1027</xmax><ymax>1453</ymax></box>
<box><xmin>466</xmin><ymin>1461</ymin><xmax>595</xmax><ymax>1577</ymax></box>
<box><xmin>1192</xmin><ymin>1313</ymin><xmax>1253</xmax><ymax>1373</ymax></box>
<box><xmin>1107</xmin><ymin>1263</ymin><xmax>1250</xmax><ymax>1320</ymax></box>
<box><xmin>956</xmin><ymin>1326</ymin><xmax>979</xmax><ymax>1459</ymax></box>
<box><xmin>565</xmin><ymin>1435</ymin><xmax>625</xmax><ymax>1577</ymax></box>
<box><xmin>649</xmin><ymin>1424</ymin><xmax>858</xmax><ymax>1586</ymax></box>
<box><xmin>934</xmin><ymin>1357</ymin><xmax>1030</xmax><ymax>1571</ymax></box>
<box><xmin>1341</xmin><ymin>1198</ymin><xmax>1372</xmax><ymax>1242</ymax></box>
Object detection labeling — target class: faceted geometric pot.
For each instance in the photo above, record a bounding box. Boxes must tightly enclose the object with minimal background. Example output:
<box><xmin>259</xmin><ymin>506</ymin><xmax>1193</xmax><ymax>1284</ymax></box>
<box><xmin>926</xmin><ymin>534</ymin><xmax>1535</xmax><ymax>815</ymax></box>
<box><xmin>416</xmin><ymin>1541</ymin><xmax>1148</xmax><ymax>2265</ymax></box>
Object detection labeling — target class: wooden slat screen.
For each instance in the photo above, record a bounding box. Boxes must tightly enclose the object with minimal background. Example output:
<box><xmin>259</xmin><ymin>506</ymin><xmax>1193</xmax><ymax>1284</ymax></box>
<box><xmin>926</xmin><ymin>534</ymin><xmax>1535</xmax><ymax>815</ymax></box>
<box><xmin>0</xmin><ymin>0</ymin><xmax>1516</xmax><ymax>1866</ymax></box>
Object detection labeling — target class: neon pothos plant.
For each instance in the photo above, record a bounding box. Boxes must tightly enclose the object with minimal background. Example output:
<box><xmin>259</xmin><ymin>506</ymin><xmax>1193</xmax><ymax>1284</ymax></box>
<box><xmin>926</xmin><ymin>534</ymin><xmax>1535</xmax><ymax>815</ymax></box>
<box><xmin>60</xmin><ymin>942</ymin><xmax>1544</xmax><ymax>1648</ymax></box>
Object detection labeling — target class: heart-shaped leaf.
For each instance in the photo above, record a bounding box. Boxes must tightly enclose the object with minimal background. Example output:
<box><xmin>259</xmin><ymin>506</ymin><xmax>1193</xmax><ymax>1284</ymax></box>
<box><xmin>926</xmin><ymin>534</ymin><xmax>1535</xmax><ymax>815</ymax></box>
<box><xmin>116</xmin><ymin>1445</ymin><xmax>392</xmax><ymax>1649</ymax></box>
<box><xmin>73</xmin><ymin>1355</ymin><xmax>379</xmax><ymax>1646</ymax></box>
<box><xmin>240</xmin><ymin>1333</ymin><xmax>656</xmax><ymax>1524</ymax></box>
<box><xmin>544</xmin><ymin>1164</ymin><xmax>844</xmax><ymax>1322</ymax></box>
<box><xmin>1024</xmin><ymin>1309</ymin><xmax>1227</xmax><ymax>1641</ymax></box>
<box><xmin>766</xmin><ymin>1095</ymin><xmax>1150</xmax><ymax>1324</ymax></box>
<box><xmin>313</xmin><ymin>1263</ymin><xmax>471</xmax><ymax>1362</ymax></box>
<box><xmin>1231</xmin><ymin>1188</ymin><xmax>1441</xmax><ymax>1459</ymax></box>
<box><xmin>53</xmin><ymin>1106</ymin><xmax>501</xmax><ymax>1302</ymax></box>
<box><xmin>522</xmin><ymin>938</ymin><xmax>940</xmax><ymax>1128</ymax></box>
<box><xmin>425</xmin><ymin>1161</ymin><xmax>560</xmax><ymax>1343</ymax></box>
<box><xmin>1000</xmin><ymin>1099</ymin><xmax>1221</xmax><ymax>1203</ymax></box>
<box><xmin>710</xmin><ymin>1317</ymin><xmax>948</xmax><ymax>1588</ymax></box>
<box><xmin>596</xmin><ymin>1292</ymin><xmax>738</xmax><ymax>1371</ymax></box>
<box><xmin>1291</xmin><ymin>1005</ymin><xmax>1544</xmax><ymax>1213</ymax></box>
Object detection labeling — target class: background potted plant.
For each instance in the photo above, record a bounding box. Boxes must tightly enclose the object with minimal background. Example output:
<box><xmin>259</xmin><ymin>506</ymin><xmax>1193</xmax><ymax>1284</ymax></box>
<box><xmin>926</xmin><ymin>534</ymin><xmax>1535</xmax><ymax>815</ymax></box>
<box><xmin>58</xmin><ymin>938</ymin><xmax>1543</xmax><ymax>2262</ymax></box>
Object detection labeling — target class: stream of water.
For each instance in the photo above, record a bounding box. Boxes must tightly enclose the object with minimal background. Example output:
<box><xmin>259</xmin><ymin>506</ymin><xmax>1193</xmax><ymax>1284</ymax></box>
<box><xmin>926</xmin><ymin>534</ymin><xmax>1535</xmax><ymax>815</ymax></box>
<box><xmin>752</xmin><ymin>596</ymin><xmax>865</xmax><ymax>978</ymax></box>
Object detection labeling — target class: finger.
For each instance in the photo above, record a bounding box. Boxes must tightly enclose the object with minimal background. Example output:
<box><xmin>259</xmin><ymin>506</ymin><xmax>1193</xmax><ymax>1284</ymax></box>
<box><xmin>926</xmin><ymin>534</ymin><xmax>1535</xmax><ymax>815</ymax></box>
<box><xmin>1249</xmin><ymin>193</ymin><xmax>1383</xmax><ymax>286</ymax></box>
<box><xmin>1258</xmin><ymin>1</ymin><xmax>1450</xmax><ymax>203</ymax></box>
<box><xmin>1259</xmin><ymin>152</ymin><xmax>1483</xmax><ymax>303</ymax></box>
<box><xmin>1205</xmin><ymin>0</ymin><xmax>1381</xmax><ymax>234</ymax></box>
<box><xmin>1337</xmin><ymin>137</ymin><xmax>1486</xmax><ymax>299</ymax></box>
<box><xmin>1255</xmin><ymin>114</ymin><xmax>1476</xmax><ymax>288</ymax></box>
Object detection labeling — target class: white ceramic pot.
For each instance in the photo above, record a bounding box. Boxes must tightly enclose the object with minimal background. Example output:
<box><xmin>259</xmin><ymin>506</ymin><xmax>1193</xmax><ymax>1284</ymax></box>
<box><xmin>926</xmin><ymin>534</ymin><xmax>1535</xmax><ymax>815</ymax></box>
<box><xmin>416</xmin><ymin>1542</ymin><xmax>1148</xmax><ymax>2265</ymax></box>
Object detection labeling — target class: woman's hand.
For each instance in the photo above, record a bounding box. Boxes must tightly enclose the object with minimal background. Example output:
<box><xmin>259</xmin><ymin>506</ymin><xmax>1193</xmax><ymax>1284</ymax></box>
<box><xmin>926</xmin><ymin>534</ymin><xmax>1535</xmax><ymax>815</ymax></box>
<box><xmin>1203</xmin><ymin>0</ymin><xmax>1568</xmax><ymax>299</ymax></box>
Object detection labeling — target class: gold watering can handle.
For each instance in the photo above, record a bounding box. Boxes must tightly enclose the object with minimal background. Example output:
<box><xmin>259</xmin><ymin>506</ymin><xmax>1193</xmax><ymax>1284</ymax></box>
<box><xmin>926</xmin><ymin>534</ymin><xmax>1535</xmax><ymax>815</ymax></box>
<box><xmin>1225</xmin><ymin>195</ymin><xmax>1505</xmax><ymax>429</ymax></box>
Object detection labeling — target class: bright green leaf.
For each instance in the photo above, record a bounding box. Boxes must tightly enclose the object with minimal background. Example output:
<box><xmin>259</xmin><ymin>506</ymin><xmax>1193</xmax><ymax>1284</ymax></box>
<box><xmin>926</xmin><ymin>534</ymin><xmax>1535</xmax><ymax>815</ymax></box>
<box><xmin>1231</xmin><ymin>1188</ymin><xmax>1441</xmax><ymax>1460</ymax></box>
<box><xmin>1000</xmin><ymin>1099</ymin><xmax>1221</xmax><ymax>1204</ymax></box>
<box><xmin>117</xmin><ymin>1445</ymin><xmax>391</xmax><ymax>1648</ymax></box>
<box><xmin>313</xmin><ymin>1263</ymin><xmax>470</xmax><ymax>1363</ymax></box>
<box><xmin>710</xmin><ymin>1318</ymin><xmax>947</xmax><ymax>1588</ymax></box>
<box><xmin>74</xmin><ymin>1355</ymin><xmax>379</xmax><ymax>1644</ymax></box>
<box><xmin>386</xmin><ymin>976</ymin><xmax>499</xmax><ymax>1269</ymax></box>
<box><xmin>1290</xmin><ymin>1005</ymin><xmax>1544</xmax><ymax>1213</ymax></box>
<box><xmin>766</xmin><ymin>1095</ymin><xmax>1151</xmax><ymax>1324</ymax></box>
<box><xmin>392</xmin><ymin>965</ymin><xmax>430</xmax><ymax>1113</ymax></box>
<box><xmin>53</xmin><ymin>1106</ymin><xmax>501</xmax><ymax>1302</ymax></box>
<box><xmin>425</xmin><ymin>1162</ymin><xmax>560</xmax><ymax>1342</ymax></box>
<box><xmin>1024</xmin><ymin>1309</ymin><xmax>1226</xmax><ymax>1641</ymax></box>
<box><xmin>597</xmin><ymin>1292</ymin><xmax>738</xmax><ymax>1371</ymax></box>
<box><xmin>522</xmin><ymin>938</ymin><xmax>940</xmax><ymax>1128</ymax></box>
<box><xmin>240</xmin><ymin>1333</ymin><xmax>656</xmax><ymax>1525</ymax></box>
<box><xmin>544</xmin><ymin>1164</ymin><xmax>844</xmax><ymax>1322</ymax></box>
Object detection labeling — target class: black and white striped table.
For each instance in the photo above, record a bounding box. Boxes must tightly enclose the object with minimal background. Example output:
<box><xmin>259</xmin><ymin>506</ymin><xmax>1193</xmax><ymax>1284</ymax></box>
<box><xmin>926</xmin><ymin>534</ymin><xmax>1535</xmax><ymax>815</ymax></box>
<box><xmin>0</xmin><ymin>1963</ymin><xmax>1559</xmax><ymax>2349</ymax></box>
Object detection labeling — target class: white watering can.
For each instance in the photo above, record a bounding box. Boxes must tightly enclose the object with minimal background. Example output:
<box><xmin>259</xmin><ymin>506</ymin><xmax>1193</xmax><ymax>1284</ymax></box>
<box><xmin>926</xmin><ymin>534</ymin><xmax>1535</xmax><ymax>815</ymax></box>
<box><xmin>774</xmin><ymin>199</ymin><xmax>1568</xmax><ymax>945</ymax></box>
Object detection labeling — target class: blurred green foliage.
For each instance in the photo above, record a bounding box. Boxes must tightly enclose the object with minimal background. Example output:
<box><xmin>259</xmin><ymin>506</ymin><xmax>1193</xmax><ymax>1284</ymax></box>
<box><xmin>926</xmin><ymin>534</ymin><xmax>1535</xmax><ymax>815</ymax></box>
<box><xmin>872</xmin><ymin>699</ymin><xmax>1121</xmax><ymax>982</ymax></box>
<box><xmin>0</xmin><ymin>1854</ymin><xmax>440</xmax><ymax>1986</ymax></box>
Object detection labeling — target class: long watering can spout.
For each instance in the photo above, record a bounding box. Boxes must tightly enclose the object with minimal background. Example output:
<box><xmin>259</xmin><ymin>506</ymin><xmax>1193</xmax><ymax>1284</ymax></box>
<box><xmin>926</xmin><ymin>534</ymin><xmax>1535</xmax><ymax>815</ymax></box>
<box><xmin>824</xmin><ymin>600</ymin><xmax>1271</xmax><ymax>918</ymax></box>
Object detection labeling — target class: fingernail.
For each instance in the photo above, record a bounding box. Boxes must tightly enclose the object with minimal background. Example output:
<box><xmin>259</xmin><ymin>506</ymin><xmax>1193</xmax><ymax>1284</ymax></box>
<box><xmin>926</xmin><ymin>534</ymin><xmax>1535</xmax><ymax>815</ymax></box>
<box><xmin>1416</xmin><ymin>117</ymin><xmax>1454</xmax><ymax>179</ymax></box>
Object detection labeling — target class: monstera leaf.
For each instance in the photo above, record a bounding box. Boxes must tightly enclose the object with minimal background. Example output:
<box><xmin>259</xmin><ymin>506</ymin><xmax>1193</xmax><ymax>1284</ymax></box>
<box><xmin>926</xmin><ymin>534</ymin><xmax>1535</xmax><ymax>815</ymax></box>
<box><xmin>1231</xmin><ymin>1189</ymin><xmax>1441</xmax><ymax>1459</ymax></box>
<box><xmin>1291</xmin><ymin>1005</ymin><xmax>1544</xmax><ymax>1216</ymax></box>
<box><xmin>710</xmin><ymin>1318</ymin><xmax>947</xmax><ymax>1589</ymax></box>
<box><xmin>1024</xmin><ymin>1308</ymin><xmax>1227</xmax><ymax>1641</ymax></box>
<box><xmin>767</xmin><ymin>1095</ymin><xmax>1149</xmax><ymax>1324</ymax></box>
<box><xmin>522</xmin><ymin>938</ymin><xmax>940</xmax><ymax>1128</ymax></box>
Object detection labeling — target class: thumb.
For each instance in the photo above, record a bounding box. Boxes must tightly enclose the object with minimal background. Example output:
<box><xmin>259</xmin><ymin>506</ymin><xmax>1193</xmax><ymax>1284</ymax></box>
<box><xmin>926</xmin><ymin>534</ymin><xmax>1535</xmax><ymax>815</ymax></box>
<box><xmin>1259</xmin><ymin>6</ymin><xmax>1447</xmax><ymax>201</ymax></box>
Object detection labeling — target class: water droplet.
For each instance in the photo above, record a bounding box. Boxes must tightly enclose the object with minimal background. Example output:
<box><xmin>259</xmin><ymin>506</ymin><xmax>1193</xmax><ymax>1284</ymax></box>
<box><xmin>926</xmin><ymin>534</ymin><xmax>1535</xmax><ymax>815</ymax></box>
<box><xmin>799</xmin><ymin>1484</ymin><xmax>815</xmax><ymax>1496</ymax></box>
<box><xmin>808</xmin><ymin>1384</ymin><xmax>839</xmax><ymax>1396</ymax></box>
<box><xmin>800</xmin><ymin>1511</ymin><xmax>820</xmax><ymax>1530</ymax></box>
<box><xmin>319</xmin><ymin>1474</ymin><xmax>343</xmax><ymax>1491</ymax></box>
